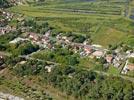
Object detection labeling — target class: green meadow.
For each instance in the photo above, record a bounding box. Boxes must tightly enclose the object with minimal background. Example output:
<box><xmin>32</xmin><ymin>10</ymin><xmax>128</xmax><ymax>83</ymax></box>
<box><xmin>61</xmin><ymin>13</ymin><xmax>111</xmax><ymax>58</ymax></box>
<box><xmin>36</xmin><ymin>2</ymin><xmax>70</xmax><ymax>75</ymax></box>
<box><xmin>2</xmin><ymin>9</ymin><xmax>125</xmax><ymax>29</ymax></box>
<box><xmin>8</xmin><ymin>0</ymin><xmax>134</xmax><ymax>47</ymax></box>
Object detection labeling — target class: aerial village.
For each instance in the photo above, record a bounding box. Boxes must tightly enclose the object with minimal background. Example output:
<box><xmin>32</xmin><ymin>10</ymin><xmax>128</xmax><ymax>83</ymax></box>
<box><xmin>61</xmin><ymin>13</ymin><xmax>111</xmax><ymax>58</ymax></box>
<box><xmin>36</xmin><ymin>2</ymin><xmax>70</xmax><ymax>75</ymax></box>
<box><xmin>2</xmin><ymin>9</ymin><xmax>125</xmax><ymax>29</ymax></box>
<box><xmin>0</xmin><ymin>9</ymin><xmax>134</xmax><ymax>76</ymax></box>
<box><xmin>0</xmin><ymin>0</ymin><xmax>134</xmax><ymax>99</ymax></box>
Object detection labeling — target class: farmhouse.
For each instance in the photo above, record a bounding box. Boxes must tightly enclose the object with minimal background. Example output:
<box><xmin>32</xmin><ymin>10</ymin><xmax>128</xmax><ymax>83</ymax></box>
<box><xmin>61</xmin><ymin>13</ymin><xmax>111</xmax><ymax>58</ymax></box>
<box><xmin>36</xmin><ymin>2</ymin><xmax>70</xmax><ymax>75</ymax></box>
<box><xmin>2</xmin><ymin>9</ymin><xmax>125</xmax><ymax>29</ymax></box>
<box><xmin>127</xmin><ymin>64</ymin><xmax>134</xmax><ymax>71</ymax></box>
<box><xmin>28</xmin><ymin>32</ymin><xmax>40</xmax><ymax>42</ymax></box>
<box><xmin>84</xmin><ymin>46</ymin><xmax>93</xmax><ymax>55</ymax></box>
<box><xmin>44</xmin><ymin>30</ymin><xmax>51</xmax><ymax>37</ymax></box>
<box><xmin>92</xmin><ymin>50</ymin><xmax>104</xmax><ymax>58</ymax></box>
<box><xmin>41</xmin><ymin>35</ymin><xmax>49</xmax><ymax>44</ymax></box>
<box><xmin>105</xmin><ymin>55</ymin><xmax>113</xmax><ymax>63</ymax></box>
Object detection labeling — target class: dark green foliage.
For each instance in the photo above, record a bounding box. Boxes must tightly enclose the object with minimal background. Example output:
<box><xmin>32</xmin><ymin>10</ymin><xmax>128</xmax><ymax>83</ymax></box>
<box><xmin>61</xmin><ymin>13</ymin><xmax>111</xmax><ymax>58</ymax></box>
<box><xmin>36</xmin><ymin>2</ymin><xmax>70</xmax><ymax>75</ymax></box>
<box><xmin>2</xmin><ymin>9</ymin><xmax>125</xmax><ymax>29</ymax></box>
<box><xmin>0</xmin><ymin>31</ymin><xmax>21</xmax><ymax>44</ymax></box>
<box><xmin>17</xmin><ymin>42</ymin><xmax>39</xmax><ymax>55</ymax></box>
<box><xmin>99</xmin><ymin>57</ymin><xmax>107</xmax><ymax>64</ymax></box>
<box><xmin>0</xmin><ymin>44</ymin><xmax>6</xmax><ymax>51</ymax></box>
<box><xmin>67</xmin><ymin>56</ymin><xmax>79</xmax><ymax>66</ymax></box>
<box><xmin>67</xmin><ymin>33</ymin><xmax>86</xmax><ymax>43</ymax></box>
<box><xmin>33</xmin><ymin>47</ymin><xmax>79</xmax><ymax>66</ymax></box>
<box><xmin>0</xmin><ymin>0</ymin><xmax>9</xmax><ymax>8</ymax></box>
<box><xmin>124</xmin><ymin>36</ymin><xmax>134</xmax><ymax>47</ymax></box>
<box><xmin>24</xmin><ymin>19</ymin><xmax>37</xmax><ymax>27</ymax></box>
<box><xmin>109</xmin><ymin>44</ymin><xmax>118</xmax><ymax>50</ymax></box>
<box><xmin>7</xmin><ymin>42</ymin><xmax>39</xmax><ymax>56</ymax></box>
<box><xmin>14</xmin><ymin>60</ymin><xmax>46</xmax><ymax>76</ymax></box>
<box><xmin>73</xmin><ymin>35</ymin><xmax>86</xmax><ymax>43</ymax></box>
<box><xmin>11</xmin><ymin>59</ymin><xmax>134</xmax><ymax>100</ymax></box>
<box><xmin>23</xmin><ymin>19</ymin><xmax>51</xmax><ymax>34</ymax></box>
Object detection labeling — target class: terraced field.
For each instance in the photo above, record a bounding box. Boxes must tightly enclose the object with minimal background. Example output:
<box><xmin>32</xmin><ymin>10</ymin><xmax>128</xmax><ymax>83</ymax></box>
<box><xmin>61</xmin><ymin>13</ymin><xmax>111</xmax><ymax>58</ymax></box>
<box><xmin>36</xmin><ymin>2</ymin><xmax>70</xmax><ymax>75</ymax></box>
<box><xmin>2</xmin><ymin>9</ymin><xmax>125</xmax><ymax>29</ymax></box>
<box><xmin>8</xmin><ymin>0</ymin><xmax>134</xmax><ymax>47</ymax></box>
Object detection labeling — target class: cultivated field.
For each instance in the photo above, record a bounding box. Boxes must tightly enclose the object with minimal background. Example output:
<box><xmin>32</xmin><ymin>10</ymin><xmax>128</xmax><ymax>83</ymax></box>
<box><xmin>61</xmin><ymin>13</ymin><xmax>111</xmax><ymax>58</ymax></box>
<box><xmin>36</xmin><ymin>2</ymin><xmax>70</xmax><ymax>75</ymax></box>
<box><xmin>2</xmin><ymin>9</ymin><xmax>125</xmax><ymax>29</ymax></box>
<box><xmin>8</xmin><ymin>0</ymin><xmax>134</xmax><ymax>47</ymax></box>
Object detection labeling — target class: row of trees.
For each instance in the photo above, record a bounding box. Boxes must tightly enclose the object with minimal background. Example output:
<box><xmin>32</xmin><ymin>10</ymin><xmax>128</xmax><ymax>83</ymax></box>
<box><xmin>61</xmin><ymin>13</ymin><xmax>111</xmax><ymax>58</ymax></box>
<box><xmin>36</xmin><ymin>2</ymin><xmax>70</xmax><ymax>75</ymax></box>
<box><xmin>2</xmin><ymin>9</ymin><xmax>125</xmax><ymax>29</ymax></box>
<box><xmin>22</xmin><ymin>19</ymin><xmax>52</xmax><ymax>34</ymax></box>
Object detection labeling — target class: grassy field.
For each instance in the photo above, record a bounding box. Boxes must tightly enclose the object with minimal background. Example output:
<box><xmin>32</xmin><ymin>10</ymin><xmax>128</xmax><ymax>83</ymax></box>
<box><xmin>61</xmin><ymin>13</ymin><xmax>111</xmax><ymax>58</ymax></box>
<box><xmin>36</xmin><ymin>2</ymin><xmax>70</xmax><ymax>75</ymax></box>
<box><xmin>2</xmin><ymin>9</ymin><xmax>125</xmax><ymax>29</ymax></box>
<box><xmin>92</xmin><ymin>26</ymin><xmax>129</xmax><ymax>46</ymax></box>
<box><xmin>8</xmin><ymin>0</ymin><xmax>134</xmax><ymax>47</ymax></box>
